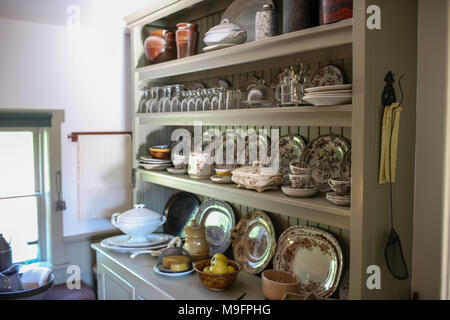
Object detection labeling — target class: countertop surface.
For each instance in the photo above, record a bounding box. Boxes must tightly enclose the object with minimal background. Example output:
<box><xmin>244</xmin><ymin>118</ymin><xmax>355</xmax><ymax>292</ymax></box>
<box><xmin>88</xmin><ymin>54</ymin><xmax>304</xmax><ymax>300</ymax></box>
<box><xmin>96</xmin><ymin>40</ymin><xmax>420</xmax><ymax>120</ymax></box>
<box><xmin>92</xmin><ymin>243</ymin><xmax>265</xmax><ymax>300</ymax></box>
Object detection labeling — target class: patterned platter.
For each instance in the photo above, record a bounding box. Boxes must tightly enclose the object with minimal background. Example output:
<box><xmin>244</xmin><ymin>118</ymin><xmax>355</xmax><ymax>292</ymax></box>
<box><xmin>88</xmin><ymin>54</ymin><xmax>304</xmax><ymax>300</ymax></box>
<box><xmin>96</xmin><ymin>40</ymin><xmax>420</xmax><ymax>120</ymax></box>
<box><xmin>164</xmin><ymin>192</ymin><xmax>200</xmax><ymax>239</ymax></box>
<box><xmin>299</xmin><ymin>134</ymin><xmax>350</xmax><ymax>192</ymax></box>
<box><xmin>231</xmin><ymin>210</ymin><xmax>276</xmax><ymax>274</ymax></box>
<box><xmin>273</xmin><ymin>226</ymin><xmax>343</xmax><ymax>298</ymax></box>
<box><xmin>195</xmin><ymin>199</ymin><xmax>236</xmax><ymax>256</ymax></box>
<box><xmin>340</xmin><ymin>149</ymin><xmax>351</xmax><ymax>178</ymax></box>
<box><xmin>279</xmin><ymin>134</ymin><xmax>307</xmax><ymax>182</ymax></box>
<box><xmin>310</xmin><ymin>65</ymin><xmax>344</xmax><ymax>87</ymax></box>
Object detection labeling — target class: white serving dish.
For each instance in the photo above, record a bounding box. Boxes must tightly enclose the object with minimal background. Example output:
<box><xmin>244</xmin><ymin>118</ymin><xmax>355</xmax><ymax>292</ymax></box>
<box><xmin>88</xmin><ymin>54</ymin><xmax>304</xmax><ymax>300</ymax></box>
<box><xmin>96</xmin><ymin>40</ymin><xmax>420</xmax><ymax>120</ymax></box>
<box><xmin>111</xmin><ymin>204</ymin><xmax>166</xmax><ymax>243</ymax></box>
<box><xmin>203</xmin><ymin>19</ymin><xmax>247</xmax><ymax>46</ymax></box>
<box><xmin>303</xmin><ymin>94</ymin><xmax>352</xmax><ymax>106</ymax></box>
<box><xmin>305</xmin><ymin>84</ymin><xmax>353</xmax><ymax>93</ymax></box>
<box><xmin>202</xmin><ymin>43</ymin><xmax>238</xmax><ymax>52</ymax></box>
<box><xmin>231</xmin><ymin>161</ymin><xmax>283</xmax><ymax>192</ymax></box>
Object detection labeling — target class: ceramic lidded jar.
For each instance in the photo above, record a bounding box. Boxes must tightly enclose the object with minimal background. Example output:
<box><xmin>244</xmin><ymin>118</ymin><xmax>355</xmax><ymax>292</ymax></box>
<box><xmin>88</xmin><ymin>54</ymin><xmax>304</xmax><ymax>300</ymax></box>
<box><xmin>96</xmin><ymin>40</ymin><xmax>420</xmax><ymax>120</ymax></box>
<box><xmin>144</xmin><ymin>29</ymin><xmax>177</xmax><ymax>64</ymax></box>
<box><xmin>176</xmin><ymin>23</ymin><xmax>198</xmax><ymax>59</ymax></box>
<box><xmin>203</xmin><ymin>19</ymin><xmax>247</xmax><ymax>46</ymax></box>
<box><xmin>183</xmin><ymin>220</ymin><xmax>210</xmax><ymax>261</ymax></box>
<box><xmin>111</xmin><ymin>204</ymin><xmax>166</xmax><ymax>243</ymax></box>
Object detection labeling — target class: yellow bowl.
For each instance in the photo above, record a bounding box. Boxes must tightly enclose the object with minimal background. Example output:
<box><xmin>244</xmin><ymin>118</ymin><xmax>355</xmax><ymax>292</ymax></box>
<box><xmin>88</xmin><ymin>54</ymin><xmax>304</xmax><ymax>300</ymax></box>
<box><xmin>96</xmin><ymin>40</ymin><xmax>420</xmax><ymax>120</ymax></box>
<box><xmin>149</xmin><ymin>147</ymin><xmax>171</xmax><ymax>160</ymax></box>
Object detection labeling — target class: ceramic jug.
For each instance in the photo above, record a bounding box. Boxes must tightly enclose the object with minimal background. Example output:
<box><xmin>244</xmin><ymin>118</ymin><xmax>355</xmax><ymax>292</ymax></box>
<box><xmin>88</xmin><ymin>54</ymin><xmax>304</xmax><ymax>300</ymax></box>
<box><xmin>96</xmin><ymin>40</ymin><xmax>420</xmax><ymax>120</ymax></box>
<box><xmin>0</xmin><ymin>234</ymin><xmax>12</xmax><ymax>273</ymax></box>
<box><xmin>183</xmin><ymin>220</ymin><xmax>209</xmax><ymax>261</ymax></box>
<box><xmin>144</xmin><ymin>29</ymin><xmax>177</xmax><ymax>64</ymax></box>
<box><xmin>176</xmin><ymin>23</ymin><xmax>198</xmax><ymax>59</ymax></box>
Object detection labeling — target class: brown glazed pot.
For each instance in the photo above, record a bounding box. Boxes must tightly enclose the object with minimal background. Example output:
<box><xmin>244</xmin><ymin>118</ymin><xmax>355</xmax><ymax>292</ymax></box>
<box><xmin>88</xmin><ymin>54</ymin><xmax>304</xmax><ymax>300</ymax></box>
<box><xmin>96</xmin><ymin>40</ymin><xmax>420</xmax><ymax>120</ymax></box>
<box><xmin>282</xmin><ymin>0</ymin><xmax>319</xmax><ymax>34</ymax></box>
<box><xmin>144</xmin><ymin>29</ymin><xmax>177</xmax><ymax>64</ymax></box>
<box><xmin>194</xmin><ymin>259</ymin><xmax>241</xmax><ymax>292</ymax></box>
<box><xmin>175</xmin><ymin>23</ymin><xmax>198</xmax><ymax>59</ymax></box>
<box><xmin>320</xmin><ymin>0</ymin><xmax>353</xmax><ymax>25</ymax></box>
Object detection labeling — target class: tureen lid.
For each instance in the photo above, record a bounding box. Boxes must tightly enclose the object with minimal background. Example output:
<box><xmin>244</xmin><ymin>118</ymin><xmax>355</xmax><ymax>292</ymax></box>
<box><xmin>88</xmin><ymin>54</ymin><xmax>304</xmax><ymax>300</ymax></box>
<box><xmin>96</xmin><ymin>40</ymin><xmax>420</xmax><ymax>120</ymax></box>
<box><xmin>232</xmin><ymin>162</ymin><xmax>282</xmax><ymax>177</ymax></box>
<box><xmin>206</xmin><ymin>19</ymin><xmax>245</xmax><ymax>33</ymax></box>
<box><xmin>117</xmin><ymin>204</ymin><xmax>162</xmax><ymax>222</ymax></box>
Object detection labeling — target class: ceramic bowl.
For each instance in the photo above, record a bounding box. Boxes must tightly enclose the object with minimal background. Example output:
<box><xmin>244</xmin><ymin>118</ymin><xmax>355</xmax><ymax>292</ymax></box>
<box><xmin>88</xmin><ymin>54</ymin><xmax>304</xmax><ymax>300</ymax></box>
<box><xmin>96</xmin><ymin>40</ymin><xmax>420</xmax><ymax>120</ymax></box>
<box><xmin>328</xmin><ymin>178</ymin><xmax>351</xmax><ymax>196</ymax></box>
<box><xmin>149</xmin><ymin>145</ymin><xmax>171</xmax><ymax>160</ymax></box>
<box><xmin>289</xmin><ymin>174</ymin><xmax>312</xmax><ymax>189</ymax></box>
<box><xmin>281</xmin><ymin>185</ymin><xmax>319</xmax><ymax>198</ymax></box>
<box><xmin>261</xmin><ymin>270</ymin><xmax>300</xmax><ymax>300</ymax></box>
<box><xmin>289</xmin><ymin>163</ymin><xmax>312</xmax><ymax>175</ymax></box>
<box><xmin>193</xmin><ymin>259</ymin><xmax>241</xmax><ymax>292</ymax></box>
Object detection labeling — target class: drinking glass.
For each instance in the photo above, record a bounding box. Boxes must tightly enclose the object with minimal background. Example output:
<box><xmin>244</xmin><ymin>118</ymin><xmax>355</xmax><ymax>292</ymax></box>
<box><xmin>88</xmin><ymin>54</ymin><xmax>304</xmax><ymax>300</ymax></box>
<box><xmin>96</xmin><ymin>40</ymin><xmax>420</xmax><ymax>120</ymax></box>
<box><xmin>195</xmin><ymin>90</ymin><xmax>204</xmax><ymax>111</ymax></box>
<box><xmin>202</xmin><ymin>89</ymin><xmax>213</xmax><ymax>111</ymax></box>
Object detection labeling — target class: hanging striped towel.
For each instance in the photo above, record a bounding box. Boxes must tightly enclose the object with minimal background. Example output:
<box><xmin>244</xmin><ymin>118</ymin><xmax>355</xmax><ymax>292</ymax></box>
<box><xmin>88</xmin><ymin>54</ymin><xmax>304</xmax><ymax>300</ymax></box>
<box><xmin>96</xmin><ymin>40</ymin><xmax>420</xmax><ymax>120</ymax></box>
<box><xmin>77</xmin><ymin>134</ymin><xmax>132</xmax><ymax>220</ymax></box>
<box><xmin>379</xmin><ymin>103</ymin><xmax>403</xmax><ymax>184</ymax></box>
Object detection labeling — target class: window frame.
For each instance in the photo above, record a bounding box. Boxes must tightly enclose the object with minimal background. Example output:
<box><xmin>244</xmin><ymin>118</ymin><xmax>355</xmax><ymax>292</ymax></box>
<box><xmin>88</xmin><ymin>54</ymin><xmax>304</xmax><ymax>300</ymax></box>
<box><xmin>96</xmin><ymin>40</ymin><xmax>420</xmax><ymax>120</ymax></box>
<box><xmin>0</xmin><ymin>127</ymin><xmax>48</xmax><ymax>263</ymax></box>
<box><xmin>0</xmin><ymin>109</ymin><xmax>65</xmax><ymax>274</ymax></box>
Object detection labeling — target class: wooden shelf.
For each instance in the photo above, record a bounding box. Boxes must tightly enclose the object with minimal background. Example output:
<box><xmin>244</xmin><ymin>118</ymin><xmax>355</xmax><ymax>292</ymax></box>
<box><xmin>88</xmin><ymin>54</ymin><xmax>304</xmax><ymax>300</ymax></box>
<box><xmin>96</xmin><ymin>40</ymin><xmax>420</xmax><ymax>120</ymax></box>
<box><xmin>138</xmin><ymin>169</ymin><xmax>351</xmax><ymax>230</ymax></box>
<box><xmin>136</xmin><ymin>105</ymin><xmax>352</xmax><ymax>127</ymax></box>
<box><xmin>136</xmin><ymin>19</ymin><xmax>353</xmax><ymax>81</ymax></box>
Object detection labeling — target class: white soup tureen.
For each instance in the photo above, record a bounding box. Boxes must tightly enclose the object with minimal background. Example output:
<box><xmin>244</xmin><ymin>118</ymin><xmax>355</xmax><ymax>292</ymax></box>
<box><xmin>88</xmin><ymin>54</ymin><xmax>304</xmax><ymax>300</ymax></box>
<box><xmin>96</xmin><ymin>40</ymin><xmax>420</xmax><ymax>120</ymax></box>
<box><xmin>111</xmin><ymin>204</ymin><xmax>166</xmax><ymax>243</ymax></box>
<box><xmin>203</xmin><ymin>19</ymin><xmax>247</xmax><ymax>46</ymax></box>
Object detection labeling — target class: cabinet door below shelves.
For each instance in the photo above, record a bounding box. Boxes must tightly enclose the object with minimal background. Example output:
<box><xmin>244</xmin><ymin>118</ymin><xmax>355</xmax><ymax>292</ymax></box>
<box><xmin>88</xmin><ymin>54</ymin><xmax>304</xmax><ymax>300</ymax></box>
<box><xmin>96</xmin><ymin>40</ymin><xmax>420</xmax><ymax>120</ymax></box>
<box><xmin>97</xmin><ymin>263</ymin><xmax>135</xmax><ymax>300</ymax></box>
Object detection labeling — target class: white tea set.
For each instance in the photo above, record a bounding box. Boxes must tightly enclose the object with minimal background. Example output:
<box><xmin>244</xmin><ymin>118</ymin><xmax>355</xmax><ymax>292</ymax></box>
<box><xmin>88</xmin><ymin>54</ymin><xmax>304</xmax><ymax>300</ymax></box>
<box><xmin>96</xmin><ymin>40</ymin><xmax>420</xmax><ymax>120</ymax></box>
<box><xmin>101</xmin><ymin>204</ymin><xmax>175</xmax><ymax>253</ymax></box>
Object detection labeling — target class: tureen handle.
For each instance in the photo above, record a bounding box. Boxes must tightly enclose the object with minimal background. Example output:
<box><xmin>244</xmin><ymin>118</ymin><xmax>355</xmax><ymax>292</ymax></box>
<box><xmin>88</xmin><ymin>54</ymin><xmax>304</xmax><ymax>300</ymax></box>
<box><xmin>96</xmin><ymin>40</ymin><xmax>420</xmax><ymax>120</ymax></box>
<box><xmin>134</xmin><ymin>204</ymin><xmax>145</xmax><ymax>209</ymax></box>
<box><xmin>158</xmin><ymin>215</ymin><xmax>167</xmax><ymax>226</ymax></box>
<box><xmin>111</xmin><ymin>213</ymin><xmax>120</xmax><ymax>228</ymax></box>
<box><xmin>252</xmin><ymin>161</ymin><xmax>262</xmax><ymax>168</ymax></box>
<box><xmin>221</xmin><ymin>18</ymin><xmax>230</xmax><ymax>24</ymax></box>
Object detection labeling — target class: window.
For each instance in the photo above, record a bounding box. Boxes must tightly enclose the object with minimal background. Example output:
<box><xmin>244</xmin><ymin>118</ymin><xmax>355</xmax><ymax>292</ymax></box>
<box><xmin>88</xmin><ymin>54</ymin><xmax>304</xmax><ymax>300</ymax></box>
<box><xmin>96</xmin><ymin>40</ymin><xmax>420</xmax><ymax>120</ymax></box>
<box><xmin>0</xmin><ymin>128</ymin><xmax>47</xmax><ymax>263</ymax></box>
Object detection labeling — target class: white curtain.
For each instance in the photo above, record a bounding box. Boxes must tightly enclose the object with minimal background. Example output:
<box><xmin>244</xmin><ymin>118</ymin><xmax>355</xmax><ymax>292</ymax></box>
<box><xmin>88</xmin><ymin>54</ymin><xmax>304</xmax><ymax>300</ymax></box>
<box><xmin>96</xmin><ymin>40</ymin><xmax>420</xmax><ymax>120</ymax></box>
<box><xmin>77</xmin><ymin>134</ymin><xmax>132</xmax><ymax>220</ymax></box>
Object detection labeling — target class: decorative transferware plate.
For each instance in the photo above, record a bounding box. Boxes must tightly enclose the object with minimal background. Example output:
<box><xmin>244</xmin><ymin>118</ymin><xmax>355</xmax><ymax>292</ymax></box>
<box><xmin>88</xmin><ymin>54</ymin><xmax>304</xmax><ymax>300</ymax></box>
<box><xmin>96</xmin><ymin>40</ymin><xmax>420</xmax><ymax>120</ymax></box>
<box><xmin>299</xmin><ymin>134</ymin><xmax>350</xmax><ymax>192</ymax></box>
<box><xmin>281</xmin><ymin>185</ymin><xmax>319</xmax><ymax>198</ymax></box>
<box><xmin>195</xmin><ymin>199</ymin><xmax>236</xmax><ymax>256</ymax></box>
<box><xmin>340</xmin><ymin>149</ymin><xmax>351</xmax><ymax>178</ymax></box>
<box><xmin>310</xmin><ymin>65</ymin><xmax>344</xmax><ymax>87</ymax></box>
<box><xmin>231</xmin><ymin>210</ymin><xmax>276</xmax><ymax>274</ymax></box>
<box><xmin>273</xmin><ymin>226</ymin><xmax>343</xmax><ymax>297</ymax></box>
<box><xmin>279</xmin><ymin>134</ymin><xmax>306</xmax><ymax>182</ymax></box>
<box><xmin>164</xmin><ymin>192</ymin><xmax>200</xmax><ymax>239</ymax></box>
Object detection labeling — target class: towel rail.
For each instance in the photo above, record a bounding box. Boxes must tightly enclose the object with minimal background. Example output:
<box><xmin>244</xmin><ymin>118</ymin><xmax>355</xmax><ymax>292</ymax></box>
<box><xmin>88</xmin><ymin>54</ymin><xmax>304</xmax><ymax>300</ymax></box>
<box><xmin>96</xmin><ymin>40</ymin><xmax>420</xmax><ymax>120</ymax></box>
<box><xmin>68</xmin><ymin>132</ymin><xmax>132</xmax><ymax>142</ymax></box>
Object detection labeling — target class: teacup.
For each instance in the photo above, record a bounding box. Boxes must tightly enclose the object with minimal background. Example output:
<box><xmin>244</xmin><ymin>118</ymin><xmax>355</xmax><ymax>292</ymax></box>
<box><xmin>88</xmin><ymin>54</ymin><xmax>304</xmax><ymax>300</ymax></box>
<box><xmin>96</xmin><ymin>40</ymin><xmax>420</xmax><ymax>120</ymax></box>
<box><xmin>289</xmin><ymin>174</ymin><xmax>311</xmax><ymax>189</ymax></box>
<box><xmin>172</xmin><ymin>153</ymin><xmax>188</xmax><ymax>169</ymax></box>
<box><xmin>328</xmin><ymin>178</ymin><xmax>351</xmax><ymax>196</ymax></box>
<box><xmin>289</xmin><ymin>163</ymin><xmax>312</xmax><ymax>175</ymax></box>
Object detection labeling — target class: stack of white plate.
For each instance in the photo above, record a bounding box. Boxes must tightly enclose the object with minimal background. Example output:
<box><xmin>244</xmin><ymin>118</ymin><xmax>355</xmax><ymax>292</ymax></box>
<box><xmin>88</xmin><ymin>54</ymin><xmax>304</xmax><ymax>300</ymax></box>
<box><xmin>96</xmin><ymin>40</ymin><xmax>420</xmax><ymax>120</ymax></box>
<box><xmin>138</xmin><ymin>156</ymin><xmax>172</xmax><ymax>171</ymax></box>
<box><xmin>100</xmin><ymin>233</ymin><xmax>174</xmax><ymax>253</ymax></box>
<box><xmin>303</xmin><ymin>84</ymin><xmax>353</xmax><ymax>106</ymax></box>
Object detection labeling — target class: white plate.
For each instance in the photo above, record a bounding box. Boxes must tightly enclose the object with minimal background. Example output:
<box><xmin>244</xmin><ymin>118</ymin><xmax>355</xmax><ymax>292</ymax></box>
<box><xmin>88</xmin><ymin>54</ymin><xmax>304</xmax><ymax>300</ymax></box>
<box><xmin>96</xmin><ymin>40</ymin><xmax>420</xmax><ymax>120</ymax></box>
<box><xmin>281</xmin><ymin>186</ymin><xmax>319</xmax><ymax>198</ymax></box>
<box><xmin>100</xmin><ymin>238</ymin><xmax>170</xmax><ymax>253</ymax></box>
<box><xmin>304</xmin><ymin>90</ymin><xmax>353</xmax><ymax>96</ymax></box>
<box><xmin>326</xmin><ymin>192</ymin><xmax>351</xmax><ymax>206</ymax></box>
<box><xmin>210</xmin><ymin>175</ymin><xmax>233</xmax><ymax>184</ymax></box>
<box><xmin>107</xmin><ymin>234</ymin><xmax>170</xmax><ymax>247</ymax></box>
<box><xmin>140</xmin><ymin>156</ymin><xmax>172</xmax><ymax>164</ymax></box>
<box><xmin>303</xmin><ymin>95</ymin><xmax>352</xmax><ymax>106</ymax></box>
<box><xmin>153</xmin><ymin>265</ymin><xmax>194</xmax><ymax>277</ymax></box>
<box><xmin>203</xmin><ymin>44</ymin><xmax>238</xmax><ymax>52</ymax></box>
<box><xmin>139</xmin><ymin>163</ymin><xmax>172</xmax><ymax>171</ymax></box>
<box><xmin>167</xmin><ymin>167</ymin><xmax>188</xmax><ymax>175</ymax></box>
<box><xmin>305</xmin><ymin>84</ymin><xmax>353</xmax><ymax>93</ymax></box>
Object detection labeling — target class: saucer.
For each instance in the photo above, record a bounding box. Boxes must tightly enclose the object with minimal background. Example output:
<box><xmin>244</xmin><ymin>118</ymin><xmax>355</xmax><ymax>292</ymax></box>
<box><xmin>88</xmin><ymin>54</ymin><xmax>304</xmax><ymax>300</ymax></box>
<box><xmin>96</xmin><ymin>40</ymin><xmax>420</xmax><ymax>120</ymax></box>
<box><xmin>210</xmin><ymin>175</ymin><xmax>233</xmax><ymax>184</ymax></box>
<box><xmin>153</xmin><ymin>265</ymin><xmax>194</xmax><ymax>277</ymax></box>
<box><xmin>281</xmin><ymin>185</ymin><xmax>319</xmax><ymax>198</ymax></box>
<box><xmin>167</xmin><ymin>167</ymin><xmax>188</xmax><ymax>175</ymax></box>
<box><xmin>326</xmin><ymin>192</ymin><xmax>351</xmax><ymax>206</ymax></box>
